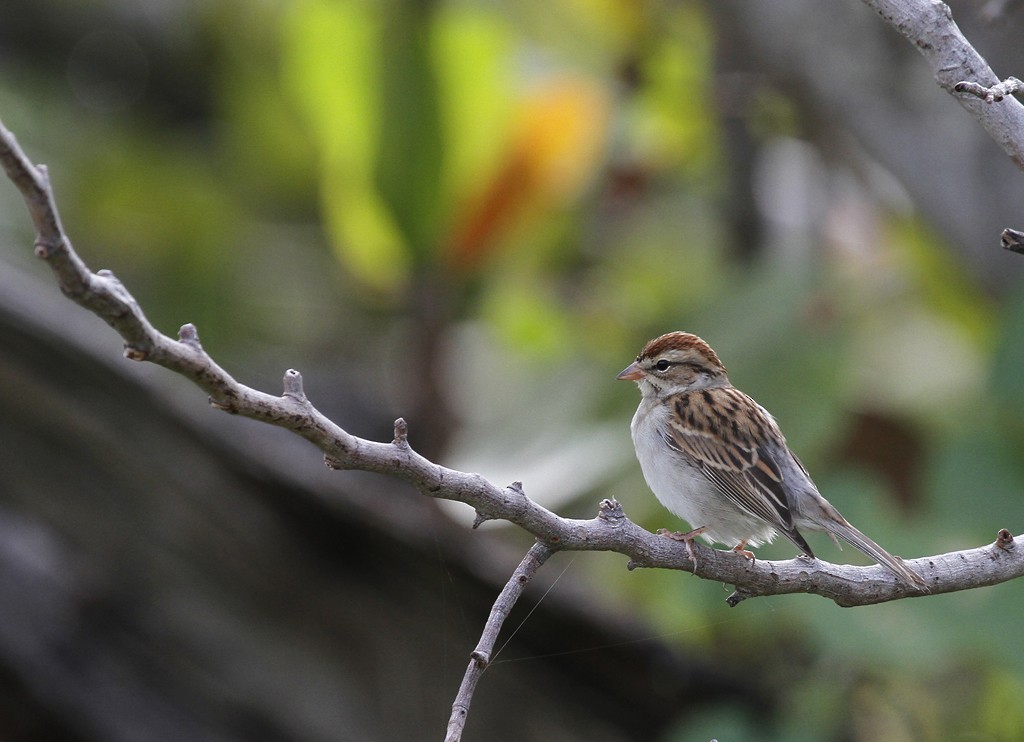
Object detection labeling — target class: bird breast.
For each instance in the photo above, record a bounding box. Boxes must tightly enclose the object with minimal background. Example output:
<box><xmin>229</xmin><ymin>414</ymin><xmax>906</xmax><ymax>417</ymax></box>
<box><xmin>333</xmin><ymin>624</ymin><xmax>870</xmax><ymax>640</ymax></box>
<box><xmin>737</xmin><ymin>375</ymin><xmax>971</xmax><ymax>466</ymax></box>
<box><xmin>629</xmin><ymin>397</ymin><xmax>778</xmax><ymax>548</ymax></box>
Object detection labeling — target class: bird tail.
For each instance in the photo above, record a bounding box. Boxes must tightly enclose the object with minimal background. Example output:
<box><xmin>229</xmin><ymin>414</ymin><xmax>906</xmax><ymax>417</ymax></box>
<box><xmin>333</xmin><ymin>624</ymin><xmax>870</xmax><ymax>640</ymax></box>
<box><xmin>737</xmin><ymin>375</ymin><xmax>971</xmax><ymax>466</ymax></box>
<box><xmin>824</xmin><ymin>519</ymin><xmax>929</xmax><ymax>592</ymax></box>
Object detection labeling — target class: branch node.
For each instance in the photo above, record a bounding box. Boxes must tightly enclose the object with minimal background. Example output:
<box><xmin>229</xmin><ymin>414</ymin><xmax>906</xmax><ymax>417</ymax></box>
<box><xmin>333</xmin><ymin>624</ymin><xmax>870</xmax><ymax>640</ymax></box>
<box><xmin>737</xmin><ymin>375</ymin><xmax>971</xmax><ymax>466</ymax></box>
<box><xmin>954</xmin><ymin>76</ymin><xmax>1024</xmax><ymax>103</ymax></box>
<box><xmin>393</xmin><ymin>417</ymin><xmax>409</xmax><ymax>447</ymax></box>
<box><xmin>507</xmin><ymin>481</ymin><xmax>525</xmax><ymax>496</ymax></box>
<box><xmin>97</xmin><ymin>270</ymin><xmax>126</xmax><ymax>290</ymax></box>
<box><xmin>209</xmin><ymin>396</ymin><xmax>237</xmax><ymax>413</ymax></box>
<box><xmin>726</xmin><ymin>591</ymin><xmax>749</xmax><ymax>608</ymax></box>
<box><xmin>177</xmin><ymin>323</ymin><xmax>203</xmax><ymax>350</ymax></box>
<box><xmin>598</xmin><ymin>498</ymin><xmax>624</xmax><ymax>520</ymax></box>
<box><xmin>470</xmin><ymin>650</ymin><xmax>490</xmax><ymax>669</ymax></box>
<box><xmin>123</xmin><ymin>345</ymin><xmax>148</xmax><ymax>362</ymax></box>
<box><xmin>996</xmin><ymin>528</ymin><xmax>1015</xmax><ymax>551</ymax></box>
<box><xmin>472</xmin><ymin>510</ymin><xmax>495</xmax><ymax>529</ymax></box>
<box><xmin>1001</xmin><ymin>228</ymin><xmax>1024</xmax><ymax>253</ymax></box>
<box><xmin>324</xmin><ymin>454</ymin><xmax>346</xmax><ymax>470</ymax></box>
<box><xmin>282</xmin><ymin>369</ymin><xmax>305</xmax><ymax>400</ymax></box>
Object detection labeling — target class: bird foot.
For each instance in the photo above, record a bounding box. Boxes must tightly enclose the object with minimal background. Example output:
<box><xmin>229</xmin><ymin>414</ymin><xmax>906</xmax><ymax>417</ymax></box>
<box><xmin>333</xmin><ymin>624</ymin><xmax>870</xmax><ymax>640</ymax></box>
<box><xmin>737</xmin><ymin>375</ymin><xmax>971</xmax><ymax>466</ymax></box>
<box><xmin>657</xmin><ymin>526</ymin><xmax>708</xmax><ymax>543</ymax></box>
<box><xmin>732</xmin><ymin>541</ymin><xmax>756</xmax><ymax>562</ymax></box>
<box><xmin>657</xmin><ymin>527</ymin><xmax>708</xmax><ymax>573</ymax></box>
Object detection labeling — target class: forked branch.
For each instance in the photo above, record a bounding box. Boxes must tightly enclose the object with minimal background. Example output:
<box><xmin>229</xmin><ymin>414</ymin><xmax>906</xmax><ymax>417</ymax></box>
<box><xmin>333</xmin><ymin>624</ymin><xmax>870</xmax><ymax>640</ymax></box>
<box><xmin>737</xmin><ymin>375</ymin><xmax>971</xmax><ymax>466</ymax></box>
<box><xmin>3</xmin><ymin>118</ymin><xmax>1023</xmax><ymax>742</ymax></box>
<box><xmin>4</xmin><ymin>115</ymin><xmax>1023</xmax><ymax>600</ymax></box>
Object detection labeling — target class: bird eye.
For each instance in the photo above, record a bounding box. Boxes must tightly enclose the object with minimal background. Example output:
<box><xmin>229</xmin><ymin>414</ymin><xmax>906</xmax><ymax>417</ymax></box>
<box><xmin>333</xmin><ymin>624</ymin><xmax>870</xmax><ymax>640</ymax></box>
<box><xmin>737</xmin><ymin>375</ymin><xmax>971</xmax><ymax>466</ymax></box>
<box><xmin>654</xmin><ymin>359</ymin><xmax>671</xmax><ymax>371</ymax></box>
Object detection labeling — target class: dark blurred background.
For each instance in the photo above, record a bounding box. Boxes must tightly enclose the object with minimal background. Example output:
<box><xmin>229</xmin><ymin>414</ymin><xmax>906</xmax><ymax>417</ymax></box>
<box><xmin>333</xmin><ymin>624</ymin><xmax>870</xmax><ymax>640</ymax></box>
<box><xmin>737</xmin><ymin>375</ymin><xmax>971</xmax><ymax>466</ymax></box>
<box><xmin>2</xmin><ymin>1</ymin><xmax>1024</xmax><ymax>740</ymax></box>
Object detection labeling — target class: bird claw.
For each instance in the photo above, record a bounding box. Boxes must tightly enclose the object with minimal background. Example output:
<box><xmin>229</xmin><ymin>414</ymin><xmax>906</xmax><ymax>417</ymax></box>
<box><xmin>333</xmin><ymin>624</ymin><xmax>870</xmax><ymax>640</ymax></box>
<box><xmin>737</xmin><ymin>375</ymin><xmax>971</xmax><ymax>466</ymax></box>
<box><xmin>657</xmin><ymin>527</ymin><xmax>708</xmax><ymax>573</ymax></box>
<box><xmin>657</xmin><ymin>526</ymin><xmax>708</xmax><ymax>542</ymax></box>
<box><xmin>732</xmin><ymin>544</ymin><xmax>756</xmax><ymax>562</ymax></box>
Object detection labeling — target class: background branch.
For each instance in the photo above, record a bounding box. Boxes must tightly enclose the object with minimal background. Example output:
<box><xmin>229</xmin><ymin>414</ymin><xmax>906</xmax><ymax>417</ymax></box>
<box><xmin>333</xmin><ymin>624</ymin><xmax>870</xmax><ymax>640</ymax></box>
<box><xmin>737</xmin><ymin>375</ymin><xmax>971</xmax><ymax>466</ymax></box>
<box><xmin>862</xmin><ymin>0</ymin><xmax>1024</xmax><ymax>170</ymax></box>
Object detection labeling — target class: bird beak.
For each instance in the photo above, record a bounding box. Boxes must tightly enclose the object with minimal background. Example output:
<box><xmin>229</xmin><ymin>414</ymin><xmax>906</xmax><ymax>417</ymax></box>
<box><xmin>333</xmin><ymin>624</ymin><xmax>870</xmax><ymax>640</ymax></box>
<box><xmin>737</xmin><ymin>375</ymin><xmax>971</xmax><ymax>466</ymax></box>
<box><xmin>616</xmin><ymin>361</ymin><xmax>644</xmax><ymax>381</ymax></box>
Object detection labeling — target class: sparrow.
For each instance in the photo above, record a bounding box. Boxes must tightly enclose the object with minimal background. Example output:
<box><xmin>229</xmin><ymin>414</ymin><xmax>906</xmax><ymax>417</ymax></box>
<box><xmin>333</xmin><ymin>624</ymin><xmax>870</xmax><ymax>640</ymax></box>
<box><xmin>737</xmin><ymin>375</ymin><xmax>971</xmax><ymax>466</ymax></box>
<box><xmin>617</xmin><ymin>331</ymin><xmax>928</xmax><ymax>591</ymax></box>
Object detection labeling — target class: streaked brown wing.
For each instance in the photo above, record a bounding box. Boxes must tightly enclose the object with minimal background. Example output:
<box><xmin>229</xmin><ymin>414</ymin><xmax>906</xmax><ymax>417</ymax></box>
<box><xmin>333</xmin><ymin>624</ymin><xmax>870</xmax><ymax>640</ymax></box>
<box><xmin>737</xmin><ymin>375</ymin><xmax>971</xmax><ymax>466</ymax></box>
<box><xmin>662</xmin><ymin>388</ymin><xmax>797</xmax><ymax>532</ymax></box>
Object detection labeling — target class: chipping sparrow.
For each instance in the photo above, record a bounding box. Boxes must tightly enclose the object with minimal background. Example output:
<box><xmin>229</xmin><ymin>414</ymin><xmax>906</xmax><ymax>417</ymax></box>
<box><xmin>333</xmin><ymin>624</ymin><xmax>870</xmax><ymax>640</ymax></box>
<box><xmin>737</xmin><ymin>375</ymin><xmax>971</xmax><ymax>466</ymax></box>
<box><xmin>618</xmin><ymin>331</ymin><xmax>928</xmax><ymax>591</ymax></box>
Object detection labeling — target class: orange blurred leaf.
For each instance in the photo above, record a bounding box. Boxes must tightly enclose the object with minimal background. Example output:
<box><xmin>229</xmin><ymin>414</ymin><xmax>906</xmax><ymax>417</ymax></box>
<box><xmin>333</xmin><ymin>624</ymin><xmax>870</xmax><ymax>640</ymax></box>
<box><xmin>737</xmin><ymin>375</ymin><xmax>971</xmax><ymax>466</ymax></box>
<box><xmin>446</xmin><ymin>75</ymin><xmax>611</xmax><ymax>272</ymax></box>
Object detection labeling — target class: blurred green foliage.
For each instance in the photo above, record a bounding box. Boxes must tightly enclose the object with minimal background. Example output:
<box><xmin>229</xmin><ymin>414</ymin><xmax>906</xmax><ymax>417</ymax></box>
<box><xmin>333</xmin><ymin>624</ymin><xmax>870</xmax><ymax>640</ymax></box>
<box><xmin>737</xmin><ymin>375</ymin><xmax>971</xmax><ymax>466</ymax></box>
<box><xmin>2</xmin><ymin>0</ymin><xmax>1024</xmax><ymax>740</ymax></box>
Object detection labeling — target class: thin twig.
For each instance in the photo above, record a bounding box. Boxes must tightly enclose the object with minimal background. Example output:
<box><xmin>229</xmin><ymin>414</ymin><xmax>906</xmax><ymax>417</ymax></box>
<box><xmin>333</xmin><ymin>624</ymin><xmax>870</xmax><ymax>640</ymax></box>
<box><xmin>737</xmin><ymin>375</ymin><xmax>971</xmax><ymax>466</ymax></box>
<box><xmin>445</xmin><ymin>542</ymin><xmax>554</xmax><ymax>742</ymax></box>
<box><xmin>955</xmin><ymin>76</ymin><xmax>1024</xmax><ymax>104</ymax></box>
<box><xmin>1001</xmin><ymin>227</ymin><xmax>1024</xmax><ymax>254</ymax></box>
